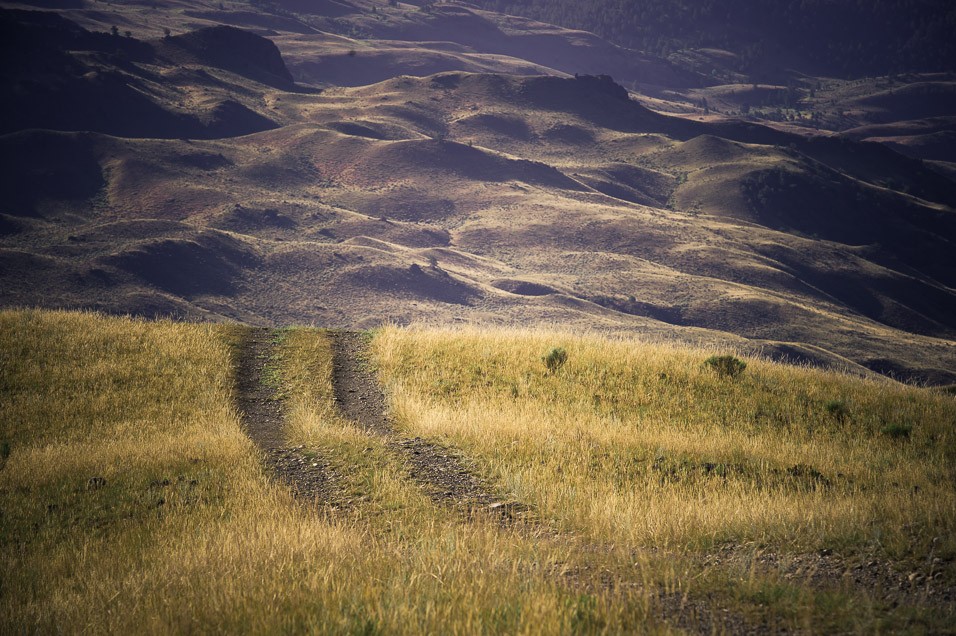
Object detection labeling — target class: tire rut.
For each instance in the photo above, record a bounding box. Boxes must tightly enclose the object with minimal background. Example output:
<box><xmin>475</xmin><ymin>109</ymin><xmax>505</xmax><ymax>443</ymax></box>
<box><xmin>235</xmin><ymin>327</ymin><xmax>331</xmax><ymax>503</ymax></box>
<box><xmin>330</xmin><ymin>330</ymin><xmax>527</xmax><ymax>519</ymax></box>
<box><xmin>327</xmin><ymin>331</ymin><xmax>787</xmax><ymax>634</ymax></box>
<box><xmin>249</xmin><ymin>328</ymin><xmax>798</xmax><ymax>633</ymax></box>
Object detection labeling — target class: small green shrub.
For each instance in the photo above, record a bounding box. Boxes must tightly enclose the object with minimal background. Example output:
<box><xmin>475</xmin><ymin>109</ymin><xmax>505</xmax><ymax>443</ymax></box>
<box><xmin>825</xmin><ymin>400</ymin><xmax>850</xmax><ymax>421</ymax></box>
<box><xmin>704</xmin><ymin>354</ymin><xmax>746</xmax><ymax>378</ymax></box>
<box><xmin>881</xmin><ymin>423</ymin><xmax>912</xmax><ymax>439</ymax></box>
<box><xmin>542</xmin><ymin>347</ymin><xmax>568</xmax><ymax>373</ymax></box>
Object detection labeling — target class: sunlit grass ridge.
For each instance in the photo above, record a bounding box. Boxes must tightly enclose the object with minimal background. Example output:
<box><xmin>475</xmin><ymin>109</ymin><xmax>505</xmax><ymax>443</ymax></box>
<box><xmin>3</xmin><ymin>311</ymin><xmax>953</xmax><ymax>633</ymax></box>
<box><xmin>374</xmin><ymin>324</ymin><xmax>955</xmax><ymax>558</ymax></box>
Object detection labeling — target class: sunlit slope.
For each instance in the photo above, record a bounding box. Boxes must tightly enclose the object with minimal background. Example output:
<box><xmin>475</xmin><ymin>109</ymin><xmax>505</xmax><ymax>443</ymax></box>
<box><xmin>4</xmin><ymin>310</ymin><xmax>955</xmax><ymax>632</ymax></box>
<box><xmin>371</xmin><ymin>323</ymin><xmax>956</xmax><ymax>628</ymax></box>
<box><xmin>0</xmin><ymin>310</ymin><xmax>671</xmax><ymax>633</ymax></box>
<box><xmin>375</xmin><ymin>325</ymin><xmax>956</xmax><ymax>558</ymax></box>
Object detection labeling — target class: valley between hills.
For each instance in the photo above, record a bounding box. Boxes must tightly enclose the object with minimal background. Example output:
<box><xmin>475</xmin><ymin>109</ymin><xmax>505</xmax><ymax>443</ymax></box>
<box><xmin>2</xmin><ymin>0</ymin><xmax>956</xmax><ymax>385</ymax></box>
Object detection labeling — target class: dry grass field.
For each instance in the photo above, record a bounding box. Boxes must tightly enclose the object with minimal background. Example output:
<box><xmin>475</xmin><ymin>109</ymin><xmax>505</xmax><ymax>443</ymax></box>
<box><xmin>2</xmin><ymin>309</ymin><xmax>954</xmax><ymax>632</ymax></box>
<box><xmin>374</xmin><ymin>325</ymin><xmax>956</xmax><ymax>556</ymax></box>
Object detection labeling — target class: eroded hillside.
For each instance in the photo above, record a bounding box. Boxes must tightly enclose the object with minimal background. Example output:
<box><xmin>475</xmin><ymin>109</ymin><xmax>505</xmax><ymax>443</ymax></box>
<box><xmin>1</xmin><ymin>1</ymin><xmax>955</xmax><ymax>384</ymax></box>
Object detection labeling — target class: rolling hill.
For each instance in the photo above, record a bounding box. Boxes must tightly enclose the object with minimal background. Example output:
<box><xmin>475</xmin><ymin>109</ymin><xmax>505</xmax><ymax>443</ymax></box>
<box><xmin>0</xmin><ymin>0</ymin><xmax>955</xmax><ymax>384</ymax></box>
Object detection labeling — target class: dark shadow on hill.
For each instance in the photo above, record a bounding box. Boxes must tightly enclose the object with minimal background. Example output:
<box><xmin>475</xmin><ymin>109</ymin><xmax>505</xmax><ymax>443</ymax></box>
<box><xmin>493</xmin><ymin>279</ymin><xmax>559</xmax><ymax>296</ymax></box>
<box><xmin>519</xmin><ymin>74</ymin><xmax>667</xmax><ymax>133</ymax></box>
<box><xmin>214</xmin><ymin>205</ymin><xmax>298</xmax><ymax>234</ymax></box>
<box><xmin>754</xmin><ymin>243</ymin><xmax>956</xmax><ymax>339</ymax></box>
<box><xmin>0</xmin><ymin>130</ymin><xmax>104</xmax><ymax>217</ymax></box>
<box><xmin>381</xmin><ymin>139</ymin><xmax>588</xmax><ymax>190</ymax></box>
<box><xmin>862</xmin><ymin>358</ymin><xmax>956</xmax><ymax>387</ymax></box>
<box><xmin>326</xmin><ymin>121</ymin><xmax>388</xmax><ymax>140</ymax></box>
<box><xmin>156</xmin><ymin>25</ymin><xmax>295</xmax><ymax>89</ymax></box>
<box><xmin>350</xmin><ymin>263</ymin><xmax>479</xmax><ymax>305</ymax></box>
<box><xmin>586</xmin><ymin>294</ymin><xmax>685</xmax><ymax>325</ymax></box>
<box><xmin>454</xmin><ymin>113</ymin><xmax>535</xmax><ymax>141</ymax></box>
<box><xmin>575</xmin><ymin>163</ymin><xmax>673</xmax><ymax>207</ymax></box>
<box><xmin>740</xmin><ymin>162</ymin><xmax>956</xmax><ymax>293</ymax></box>
<box><xmin>0</xmin><ymin>10</ymin><xmax>284</xmax><ymax>138</ymax></box>
<box><xmin>106</xmin><ymin>231</ymin><xmax>259</xmax><ymax>298</ymax></box>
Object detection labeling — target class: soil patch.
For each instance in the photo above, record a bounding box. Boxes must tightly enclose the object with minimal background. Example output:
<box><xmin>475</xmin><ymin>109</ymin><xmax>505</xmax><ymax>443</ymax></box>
<box><xmin>235</xmin><ymin>327</ymin><xmax>331</xmax><ymax>502</ymax></box>
<box><xmin>711</xmin><ymin>544</ymin><xmax>956</xmax><ymax>608</ymax></box>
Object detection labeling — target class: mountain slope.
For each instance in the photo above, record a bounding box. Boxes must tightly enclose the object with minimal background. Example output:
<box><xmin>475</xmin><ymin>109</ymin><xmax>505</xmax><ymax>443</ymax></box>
<box><xmin>1</xmin><ymin>4</ymin><xmax>955</xmax><ymax>384</ymax></box>
<box><xmin>473</xmin><ymin>0</ymin><xmax>956</xmax><ymax>78</ymax></box>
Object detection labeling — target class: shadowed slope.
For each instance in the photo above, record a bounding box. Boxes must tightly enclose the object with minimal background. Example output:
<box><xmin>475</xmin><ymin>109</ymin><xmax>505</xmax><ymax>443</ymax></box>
<box><xmin>0</xmin><ymin>11</ymin><xmax>284</xmax><ymax>138</ymax></box>
<box><xmin>1</xmin><ymin>5</ymin><xmax>954</xmax><ymax>385</ymax></box>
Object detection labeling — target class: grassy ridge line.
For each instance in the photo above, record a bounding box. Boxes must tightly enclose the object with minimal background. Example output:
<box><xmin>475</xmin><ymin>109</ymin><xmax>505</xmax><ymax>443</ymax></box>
<box><xmin>1</xmin><ymin>313</ymin><xmax>671</xmax><ymax>633</ymax></box>
<box><xmin>372</xmin><ymin>324</ymin><xmax>956</xmax><ymax>629</ymax></box>
<box><xmin>274</xmin><ymin>328</ymin><xmax>682</xmax><ymax>633</ymax></box>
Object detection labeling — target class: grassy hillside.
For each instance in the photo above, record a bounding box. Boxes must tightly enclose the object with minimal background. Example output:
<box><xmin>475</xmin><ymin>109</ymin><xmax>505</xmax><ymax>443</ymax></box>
<box><xmin>0</xmin><ymin>310</ymin><xmax>663</xmax><ymax>632</ymax></box>
<box><xmin>374</xmin><ymin>326</ymin><xmax>955</xmax><ymax>555</ymax></box>
<box><xmin>2</xmin><ymin>310</ymin><xmax>954</xmax><ymax>632</ymax></box>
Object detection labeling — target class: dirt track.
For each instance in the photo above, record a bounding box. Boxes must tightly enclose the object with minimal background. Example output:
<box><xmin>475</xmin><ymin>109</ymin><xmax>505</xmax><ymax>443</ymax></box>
<box><xmin>330</xmin><ymin>330</ymin><xmax>526</xmax><ymax>518</ymax></box>
<box><xmin>235</xmin><ymin>327</ymin><xmax>330</xmax><ymax>502</ymax></box>
<box><xmin>235</xmin><ymin>327</ymin><xmax>522</xmax><ymax>517</ymax></box>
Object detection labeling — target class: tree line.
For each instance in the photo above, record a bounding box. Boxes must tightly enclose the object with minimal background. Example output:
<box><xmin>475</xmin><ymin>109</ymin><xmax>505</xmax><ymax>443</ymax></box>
<box><xmin>472</xmin><ymin>0</ymin><xmax>956</xmax><ymax>78</ymax></box>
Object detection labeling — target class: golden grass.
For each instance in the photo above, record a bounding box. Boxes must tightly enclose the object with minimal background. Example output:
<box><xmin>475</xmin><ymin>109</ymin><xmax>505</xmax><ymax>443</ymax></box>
<box><xmin>372</xmin><ymin>324</ymin><xmax>956</xmax><ymax>630</ymax></box>
<box><xmin>1</xmin><ymin>313</ymin><xmax>668</xmax><ymax>634</ymax></box>
<box><xmin>3</xmin><ymin>311</ymin><xmax>952</xmax><ymax>633</ymax></box>
<box><xmin>272</xmin><ymin>328</ymin><xmax>676</xmax><ymax>632</ymax></box>
<box><xmin>373</xmin><ymin>325</ymin><xmax>956</xmax><ymax>558</ymax></box>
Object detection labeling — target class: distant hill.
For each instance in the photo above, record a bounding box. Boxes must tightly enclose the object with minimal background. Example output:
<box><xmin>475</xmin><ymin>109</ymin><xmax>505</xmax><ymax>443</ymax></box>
<box><xmin>0</xmin><ymin>9</ymin><xmax>289</xmax><ymax>138</ymax></box>
<box><xmin>1</xmin><ymin>3</ymin><xmax>955</xmax><ymax>385</ymax></box>
<box><xmin>473</xmin><ymin>0</ymin><xmax>956</xmax><ymax>78</ymax></box>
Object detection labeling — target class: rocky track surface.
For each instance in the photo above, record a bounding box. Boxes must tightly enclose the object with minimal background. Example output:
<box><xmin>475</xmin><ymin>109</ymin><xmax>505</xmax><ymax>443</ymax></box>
<box><xmin>235</xmin><ymin>327</ymin><xmax>331</xmax><ymax>502</ymax></box>
<box><xmin>330</xmin><ymin>330</ymin><xmax>527</xmax><ymax>520</ymax></box>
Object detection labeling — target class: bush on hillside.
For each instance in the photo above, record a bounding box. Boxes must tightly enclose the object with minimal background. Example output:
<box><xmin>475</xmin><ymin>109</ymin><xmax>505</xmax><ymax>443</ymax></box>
<box><xmin>825</xmin><ymin>399</ymin><xmax>850</xmax><ymax>421</ymax></box>
<box><xmin>542</xmin><ymin>347</ymin><xmax>568</xmax><ymax>373</ymax></box>
<box><xmin>881</xmin><ymin>423</ymin><xmax>912</xmax><ymax>439</ymax></box>
<box><xmin>704</xmin><ymin>354</ymin><xmax>746</xmax><ymax>378</ymax></box>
